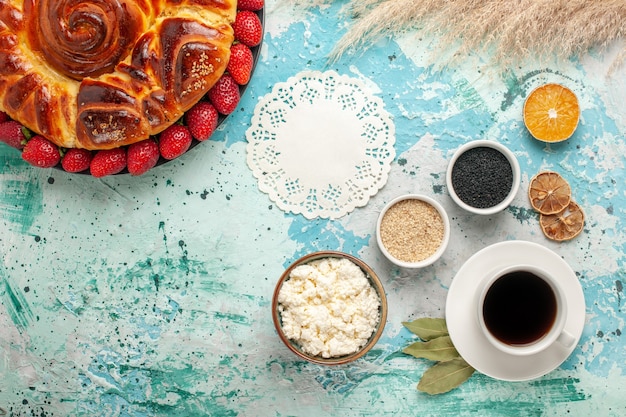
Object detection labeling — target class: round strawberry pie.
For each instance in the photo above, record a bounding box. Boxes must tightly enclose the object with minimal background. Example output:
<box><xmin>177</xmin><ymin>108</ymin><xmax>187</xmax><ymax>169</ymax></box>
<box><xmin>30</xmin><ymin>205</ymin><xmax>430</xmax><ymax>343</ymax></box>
<box><xmin>0</xmin><ymin>0</ymin><xmax>237</xmax><ymax>151</ymax></box>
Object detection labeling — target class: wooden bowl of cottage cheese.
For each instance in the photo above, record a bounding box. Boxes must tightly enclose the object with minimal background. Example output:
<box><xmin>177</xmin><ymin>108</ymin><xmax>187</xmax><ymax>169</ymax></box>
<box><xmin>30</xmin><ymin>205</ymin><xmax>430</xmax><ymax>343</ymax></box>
<box><xmin>272</xmin><ymin>251</ymin><xmax>388</xmax><ymax>365</ymax></box>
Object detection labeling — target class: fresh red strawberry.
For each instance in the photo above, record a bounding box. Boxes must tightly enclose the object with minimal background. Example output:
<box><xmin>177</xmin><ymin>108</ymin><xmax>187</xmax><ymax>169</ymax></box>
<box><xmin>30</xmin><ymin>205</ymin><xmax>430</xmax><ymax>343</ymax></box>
<box><xmin>127</xmin><ymin>138</ymin><xmax>160</xmax><ymax>175</ymax></box>
<box><xmin>237</xmin><ymin>0</ymin><xmax>264</xmax><ymax>11</ymax></box>
<box><xmin>227</xmin><ymin>43</ymin><xmax>253</xmax><ymax>85</ymax></box>
<box><xmin>0</xmin><ymin>120</ymin><xmax>27</xmax><ymax>150</ymax></box>
<box><xmin>159</xmin><ymin>125</ymin><xmax>192</xmax><ymax>160</ymax></box>
<box><xmin>0</xmin><ymin>111</ymin><xmax>8</xmax><ymax>124</ymax></box>
<box><xmin>21</xmin><ymin>135</ymin><xmax>61</xmax><ymax>168</ymax></box>
<box><xmin>185</xmin><ymin>101</ymin><xmax>219</xmax><ymax>141</ymax></box>
<box><xmin>61</xmin><ymin>148</ymin><xmax>92</xmax><ymax>173</ymax></box>
<box><xmin>207</xmin><ymin>74</ymin><xmax>241</xmax><ymax>115</ymax></box>
<box><xmin>233</xmin><ymin>11</ymin><xmax>263</xmax><ymax>47</ymax></box>
<box><xmin>90</xmin><ymin>148</ymin><xmax>127</xmax><ymax>177</ymax></box>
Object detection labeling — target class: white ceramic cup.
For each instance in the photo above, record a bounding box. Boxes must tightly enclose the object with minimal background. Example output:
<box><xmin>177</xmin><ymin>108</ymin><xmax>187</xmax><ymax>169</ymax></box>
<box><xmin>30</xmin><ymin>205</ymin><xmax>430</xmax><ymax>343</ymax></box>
<box><xmin>477</xmin><ymin>264</ymin><xmax>575</xmax><ymax>356</ymax></box>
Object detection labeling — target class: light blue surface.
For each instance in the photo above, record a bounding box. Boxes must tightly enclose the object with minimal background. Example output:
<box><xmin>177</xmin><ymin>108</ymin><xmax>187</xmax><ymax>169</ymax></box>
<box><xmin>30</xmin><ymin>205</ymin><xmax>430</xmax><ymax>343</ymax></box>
<box><xmin>1</xmin><ymin>1</ymin><xmax>625</xmax><ymax>416</ymax></box>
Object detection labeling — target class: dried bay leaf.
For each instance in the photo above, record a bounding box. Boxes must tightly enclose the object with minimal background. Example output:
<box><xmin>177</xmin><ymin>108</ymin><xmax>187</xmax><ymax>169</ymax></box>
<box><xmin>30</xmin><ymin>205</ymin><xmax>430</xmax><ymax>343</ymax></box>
<box><xmin>417</xmin><ymin>358</ymin><xmax>475</xmax><ymax>395</ymax></box>
<box><xmin>402</xmin><ymin>317</ymin><xmax>474</xmax><ymax>393</ymax></box>
<box><xmin>402</xmin><ymin>336</ymin><xmax>459</xmax><ymax>361</ymax></box>
<box><xmin>402</xmin><ymin>318</ymin><xmax>448</xmax><ymax>340</ymax></box>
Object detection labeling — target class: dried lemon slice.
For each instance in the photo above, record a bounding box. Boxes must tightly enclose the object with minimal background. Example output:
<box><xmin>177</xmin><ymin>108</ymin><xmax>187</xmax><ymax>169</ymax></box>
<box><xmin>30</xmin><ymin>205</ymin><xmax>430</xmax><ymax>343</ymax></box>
<box><xmin>539</xmin><ymin>201</ymin><xmax>585</xmax><ymax>241</ymax></box>
<box><xmin>523</xmin><ymin>83</ymin><xmax>580</xmax><ymax>142</ymax></box>
<box><xmin>528</xmin><ymin>171</ymin><xmax>572</xmax><ymax>215</ymax></box>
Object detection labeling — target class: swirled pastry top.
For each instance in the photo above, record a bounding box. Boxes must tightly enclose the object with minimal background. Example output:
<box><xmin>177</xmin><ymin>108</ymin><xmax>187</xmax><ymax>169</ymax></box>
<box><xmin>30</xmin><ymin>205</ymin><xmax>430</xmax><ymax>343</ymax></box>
<box><xmin>0</xmin><ymin>0</ymin><xmax>236</xmax><ymax>150</ymax></box>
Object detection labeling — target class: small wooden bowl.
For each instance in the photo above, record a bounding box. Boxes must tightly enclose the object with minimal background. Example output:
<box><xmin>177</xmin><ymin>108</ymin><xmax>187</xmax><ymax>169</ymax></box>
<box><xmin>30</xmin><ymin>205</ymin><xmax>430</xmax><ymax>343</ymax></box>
<box><xmin>272</xmin><ymin>251</ymin><xmax>387</xmax><ymax>365</ymax></box>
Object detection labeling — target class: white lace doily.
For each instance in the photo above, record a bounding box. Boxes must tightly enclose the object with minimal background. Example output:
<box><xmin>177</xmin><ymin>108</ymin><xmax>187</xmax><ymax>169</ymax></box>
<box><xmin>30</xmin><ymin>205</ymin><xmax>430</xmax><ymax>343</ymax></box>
<box><xmin>246</xmin><ymin>70</ymin><xmax>395</xmax><ymax>219</ymax></box>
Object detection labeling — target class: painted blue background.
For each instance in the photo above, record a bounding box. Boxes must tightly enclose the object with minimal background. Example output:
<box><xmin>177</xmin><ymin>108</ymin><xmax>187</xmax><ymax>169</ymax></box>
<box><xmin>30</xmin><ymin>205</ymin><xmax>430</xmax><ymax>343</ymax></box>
<box><xmin>1</xmin><ymin>1</ymin><xmax>625</xmax><ymax>416</ymax></box>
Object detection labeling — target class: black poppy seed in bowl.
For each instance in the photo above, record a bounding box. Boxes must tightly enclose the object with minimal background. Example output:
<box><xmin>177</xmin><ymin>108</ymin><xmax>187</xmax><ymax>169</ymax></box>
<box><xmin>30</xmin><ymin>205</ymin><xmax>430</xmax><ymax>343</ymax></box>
<box><xmin>450</xmin><ymin>146</ymin><xmax>513</xmax><ymax>209</ymax></box>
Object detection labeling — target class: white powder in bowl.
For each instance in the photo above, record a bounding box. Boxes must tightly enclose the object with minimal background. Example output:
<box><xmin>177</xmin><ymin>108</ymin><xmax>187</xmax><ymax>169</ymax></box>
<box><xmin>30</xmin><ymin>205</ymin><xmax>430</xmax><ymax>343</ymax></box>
<box><xmin>277</xmin><ymin>257</ymin><xmax>381</xmax><ymax>358</ymax></box>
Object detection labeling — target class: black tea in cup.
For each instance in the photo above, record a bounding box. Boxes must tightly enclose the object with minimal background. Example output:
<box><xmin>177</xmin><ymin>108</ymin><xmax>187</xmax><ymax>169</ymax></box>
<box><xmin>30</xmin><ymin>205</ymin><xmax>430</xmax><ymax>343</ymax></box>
<box><xmin>482</xmin><ymin>270</ymin><xmax>557</xmax><ymax>346</ymax></box>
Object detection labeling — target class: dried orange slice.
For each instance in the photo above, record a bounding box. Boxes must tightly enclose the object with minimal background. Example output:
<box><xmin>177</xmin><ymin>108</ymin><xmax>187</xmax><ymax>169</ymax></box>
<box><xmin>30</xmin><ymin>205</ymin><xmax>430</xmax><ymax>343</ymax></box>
<box><xmin>523</xmin><ymin>83</ymin><xmax>580</xmax><ymax>142</ymax></box>
<box><xmin>539</xmin><ymin>201</ymin><xmax>585</xmax><ymax>241</ymax></box>
<box><xmin>528</xmin><ymin>171</ymin><xmax>571</xmax><ymax>215</ymax></box>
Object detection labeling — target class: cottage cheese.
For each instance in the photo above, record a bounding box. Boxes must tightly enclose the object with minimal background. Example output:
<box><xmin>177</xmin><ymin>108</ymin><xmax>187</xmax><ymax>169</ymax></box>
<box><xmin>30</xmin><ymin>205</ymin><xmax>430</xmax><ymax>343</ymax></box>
<box><xmin>277</xmin><ymin>257</ymin><xmax>381</xmax><ymax>358</ymax></box>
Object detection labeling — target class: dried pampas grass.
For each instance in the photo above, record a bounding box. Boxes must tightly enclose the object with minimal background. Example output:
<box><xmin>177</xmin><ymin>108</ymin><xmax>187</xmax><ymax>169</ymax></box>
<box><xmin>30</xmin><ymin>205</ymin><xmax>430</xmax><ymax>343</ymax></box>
<box><xmin>286</xmin><ymin>0</ymin><xmax>626</xmax><ymax>70</ymax></box>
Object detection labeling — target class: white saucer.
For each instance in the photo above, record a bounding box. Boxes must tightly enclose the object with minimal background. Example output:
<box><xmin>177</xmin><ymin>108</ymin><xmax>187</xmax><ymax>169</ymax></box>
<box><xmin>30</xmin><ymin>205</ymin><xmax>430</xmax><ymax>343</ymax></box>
<box><xmin>445</xmin><ymin>240</ymin><xmax>585</xmax><ymax>381</ymax></box>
